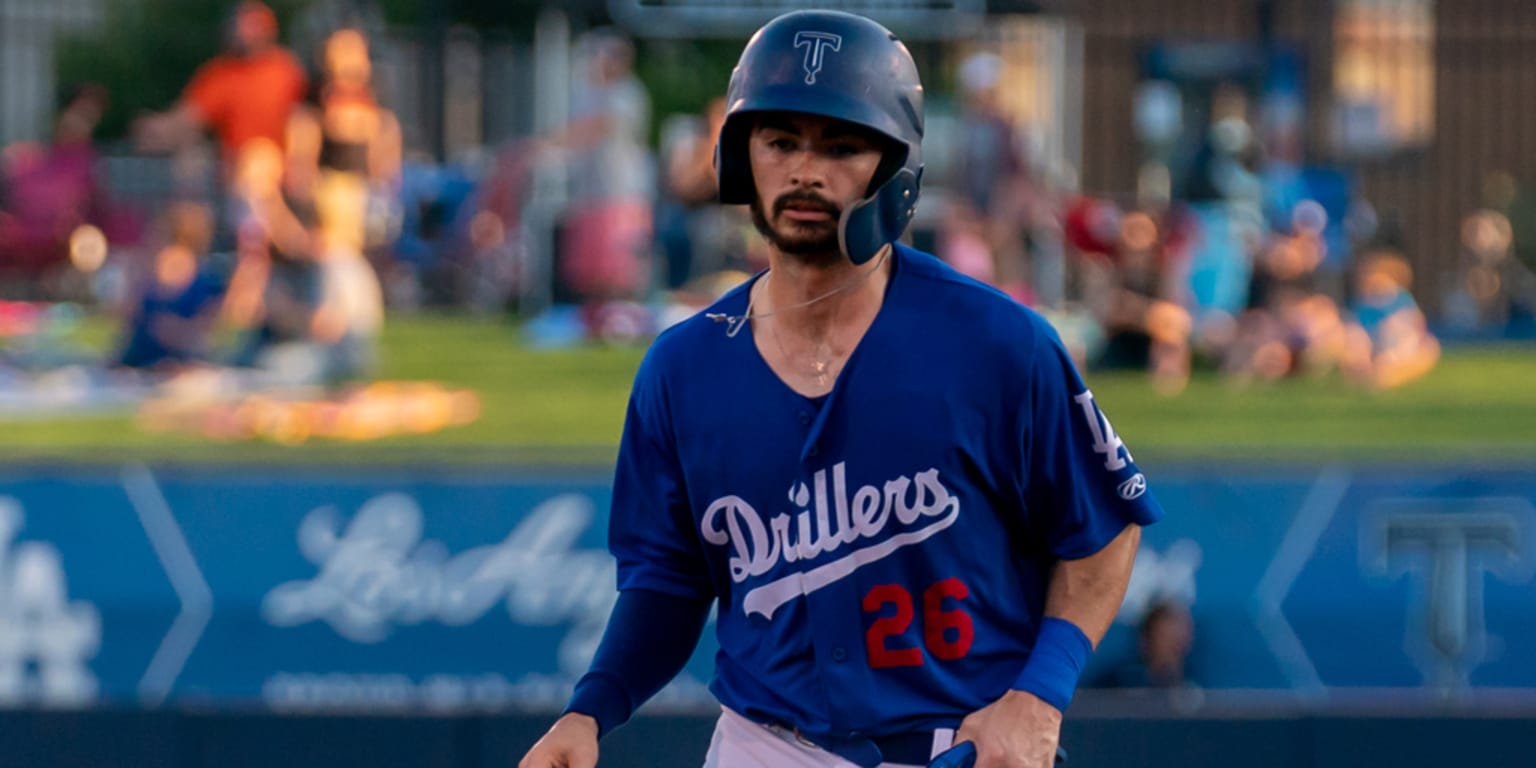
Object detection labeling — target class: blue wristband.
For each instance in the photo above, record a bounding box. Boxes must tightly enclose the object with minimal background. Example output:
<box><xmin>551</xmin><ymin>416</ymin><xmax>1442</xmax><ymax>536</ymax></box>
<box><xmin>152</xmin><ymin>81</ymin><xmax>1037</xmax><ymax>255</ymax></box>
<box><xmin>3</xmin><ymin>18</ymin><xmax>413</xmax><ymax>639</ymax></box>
<box><xmin>1012</xmin><ymin>617</ymin><xmax>1094</xmax><ymax>713</ymax></box>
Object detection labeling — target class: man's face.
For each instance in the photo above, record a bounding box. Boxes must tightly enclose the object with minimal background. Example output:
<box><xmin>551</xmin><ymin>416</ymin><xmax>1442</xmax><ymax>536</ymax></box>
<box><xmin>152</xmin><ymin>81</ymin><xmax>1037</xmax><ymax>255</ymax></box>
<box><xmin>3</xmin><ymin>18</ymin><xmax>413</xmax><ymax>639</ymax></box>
<box><xmin>230</xmin><ymin>3</ymin><xmax>277</xmax><ymax>56</ymax></box>
<box><xmin>747</xmin><ymin>112</ymin><xmax>885</xmax><ymax>266</ymax></box>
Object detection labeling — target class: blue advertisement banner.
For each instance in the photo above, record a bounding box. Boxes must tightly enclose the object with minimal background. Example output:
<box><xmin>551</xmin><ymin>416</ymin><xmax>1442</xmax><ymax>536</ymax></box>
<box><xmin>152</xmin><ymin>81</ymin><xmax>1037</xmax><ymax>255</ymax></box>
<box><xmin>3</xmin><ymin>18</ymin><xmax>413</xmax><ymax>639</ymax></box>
<box><xmin>0</xmin><ymin>464</ymin><xmax>1531</xmax><ymax>710</ymax></box>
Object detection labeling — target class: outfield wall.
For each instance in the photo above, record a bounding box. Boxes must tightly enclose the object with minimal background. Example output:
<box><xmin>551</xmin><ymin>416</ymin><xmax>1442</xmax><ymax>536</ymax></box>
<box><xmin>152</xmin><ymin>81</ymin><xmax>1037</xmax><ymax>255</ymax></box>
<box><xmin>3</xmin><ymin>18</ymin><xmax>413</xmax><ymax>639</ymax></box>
<box><xmin>0</xmin><ymin>463</ymin><xmax>1532</xmax><ymax>707</ymax></box>
<box><xmin>0</xmin><ymin>463</ymin><xmax>1531</xmax><ymax>764</ymax></box>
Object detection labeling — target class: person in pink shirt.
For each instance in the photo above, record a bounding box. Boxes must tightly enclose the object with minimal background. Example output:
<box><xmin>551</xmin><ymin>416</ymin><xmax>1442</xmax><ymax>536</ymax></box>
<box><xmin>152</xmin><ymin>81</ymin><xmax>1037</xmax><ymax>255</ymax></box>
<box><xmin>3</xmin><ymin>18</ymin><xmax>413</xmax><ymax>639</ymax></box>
<box><xmin>0</xmin><ymin>84</ymin><xmax>113</xmax><ymax>285</ymax></box>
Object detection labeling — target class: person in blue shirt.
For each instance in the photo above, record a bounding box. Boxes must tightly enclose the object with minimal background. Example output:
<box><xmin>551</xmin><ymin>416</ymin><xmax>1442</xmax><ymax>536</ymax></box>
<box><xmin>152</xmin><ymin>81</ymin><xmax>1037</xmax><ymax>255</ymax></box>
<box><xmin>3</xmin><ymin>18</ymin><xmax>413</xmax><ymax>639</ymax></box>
<box><xmin>521</xmin><ymin>11</ymin><xmax>1162</xmax><ymax>768</ymax></box>
<box><xmin>1343</xmin><ymin>247</ymin><xmax>1440</xmax><ymax>389</ymax></box>
<box><xmin>114</xmin><ymin>202</ymin><xmax>225</xmax><ymax>371</ymax></box>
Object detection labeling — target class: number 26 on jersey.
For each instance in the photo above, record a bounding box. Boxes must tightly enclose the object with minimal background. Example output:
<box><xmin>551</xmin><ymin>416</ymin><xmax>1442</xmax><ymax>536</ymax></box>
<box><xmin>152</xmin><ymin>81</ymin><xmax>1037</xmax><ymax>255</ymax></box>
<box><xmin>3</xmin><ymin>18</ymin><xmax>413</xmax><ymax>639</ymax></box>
<box><xmin>862</xmin><ymin>578</ymin><xmax>973</xmax><ymax>668</ymax></box>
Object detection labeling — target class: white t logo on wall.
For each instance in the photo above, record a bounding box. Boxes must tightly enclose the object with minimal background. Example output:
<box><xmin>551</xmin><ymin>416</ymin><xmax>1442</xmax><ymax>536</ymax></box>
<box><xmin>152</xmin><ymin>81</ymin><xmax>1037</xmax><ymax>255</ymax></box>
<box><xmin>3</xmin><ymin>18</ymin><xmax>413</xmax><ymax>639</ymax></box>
<box><xmin>793</xmin><ymin>31</ymin><xmax>842</xmax><ymax>85</ymax></box>
<box><xmin>1365</xmin><ymin>499</ymin><xmax>1535</xmax><ymax>692</ymax></box>
<box><xmin>0</xmin><ymin>498</ymin><xmax>101</xmax><ymax>705</ymax></box>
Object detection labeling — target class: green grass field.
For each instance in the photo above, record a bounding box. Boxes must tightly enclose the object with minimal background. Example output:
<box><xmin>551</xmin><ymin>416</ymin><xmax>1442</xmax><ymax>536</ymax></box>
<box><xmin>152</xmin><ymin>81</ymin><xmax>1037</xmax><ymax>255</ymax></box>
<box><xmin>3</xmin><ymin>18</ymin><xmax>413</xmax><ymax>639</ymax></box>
<box><xmin>3</xmin><ymin>314</ymin><xmax>1533</xmax><ymax>465</ymax></box>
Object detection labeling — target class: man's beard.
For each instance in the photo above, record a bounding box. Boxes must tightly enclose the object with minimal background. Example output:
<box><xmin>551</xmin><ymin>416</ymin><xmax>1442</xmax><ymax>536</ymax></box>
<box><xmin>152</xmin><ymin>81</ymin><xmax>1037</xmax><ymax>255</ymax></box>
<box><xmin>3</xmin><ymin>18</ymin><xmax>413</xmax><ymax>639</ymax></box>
<box><xmin>750</xmin><ymin>191</ymin><xmax>844</xmax><ymax>267</ymax></box>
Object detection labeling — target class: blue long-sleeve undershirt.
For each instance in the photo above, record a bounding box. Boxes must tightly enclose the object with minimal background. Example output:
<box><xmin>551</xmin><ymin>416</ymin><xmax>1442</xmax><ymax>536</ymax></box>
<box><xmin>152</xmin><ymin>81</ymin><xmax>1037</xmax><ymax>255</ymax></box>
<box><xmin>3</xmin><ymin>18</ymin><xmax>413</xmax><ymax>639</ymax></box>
<box><xmin>563</xmin><ymin>588</ymin><xmax>714</xmax><ymax>737</ymax></box>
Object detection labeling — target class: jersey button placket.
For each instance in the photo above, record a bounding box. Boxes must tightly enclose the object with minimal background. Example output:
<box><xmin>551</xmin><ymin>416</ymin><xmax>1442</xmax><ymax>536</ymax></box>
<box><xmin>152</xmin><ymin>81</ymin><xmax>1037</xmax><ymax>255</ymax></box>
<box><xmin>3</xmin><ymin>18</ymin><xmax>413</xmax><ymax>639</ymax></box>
<box><xmin>806</xmin><ymin>576</ymin><xmax>864</xmax><ymax>731</ymax></box>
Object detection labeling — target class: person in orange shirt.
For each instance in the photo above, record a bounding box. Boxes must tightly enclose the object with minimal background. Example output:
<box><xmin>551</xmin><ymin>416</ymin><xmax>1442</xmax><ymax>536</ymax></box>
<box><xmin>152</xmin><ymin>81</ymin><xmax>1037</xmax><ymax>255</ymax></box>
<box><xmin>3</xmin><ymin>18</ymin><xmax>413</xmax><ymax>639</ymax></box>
<box><xmin>135</xmin><ymin>1</ymin><xmax>308</xmax><ymax>166</ymax></box>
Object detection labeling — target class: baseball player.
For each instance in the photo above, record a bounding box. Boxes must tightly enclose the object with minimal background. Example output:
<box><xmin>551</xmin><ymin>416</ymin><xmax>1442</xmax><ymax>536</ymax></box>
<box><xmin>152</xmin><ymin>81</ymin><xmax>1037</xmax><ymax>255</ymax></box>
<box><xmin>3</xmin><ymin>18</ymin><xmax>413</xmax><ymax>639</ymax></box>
<box><xmin>520</xmin><ymin>10</ymin><xmax>1162</xmax><ymax>768</ymax></box>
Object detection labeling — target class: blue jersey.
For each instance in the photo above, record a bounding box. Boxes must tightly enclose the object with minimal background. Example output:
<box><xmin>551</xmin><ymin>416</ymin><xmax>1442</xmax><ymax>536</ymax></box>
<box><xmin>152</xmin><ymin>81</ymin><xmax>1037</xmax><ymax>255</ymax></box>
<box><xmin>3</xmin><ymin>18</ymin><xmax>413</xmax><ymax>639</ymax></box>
<box><xmin>610</xmin><ymin>245</ymin><xmax>1162</xmax><ymax>743</ymax></box>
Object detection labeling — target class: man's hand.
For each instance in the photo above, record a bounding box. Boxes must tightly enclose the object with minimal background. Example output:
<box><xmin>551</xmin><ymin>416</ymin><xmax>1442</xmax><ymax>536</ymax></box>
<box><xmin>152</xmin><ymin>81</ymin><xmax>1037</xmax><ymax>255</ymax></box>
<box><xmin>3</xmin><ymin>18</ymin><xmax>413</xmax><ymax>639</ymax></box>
<box><xmin>519</xmin><ymin>713</ymin><xmax>600</xmax><ymax>768</ymax></box>
<box><xmin>951</xmin><ymin>689</ymin><xmax>1061</xmax><ymax>768</ymax></box>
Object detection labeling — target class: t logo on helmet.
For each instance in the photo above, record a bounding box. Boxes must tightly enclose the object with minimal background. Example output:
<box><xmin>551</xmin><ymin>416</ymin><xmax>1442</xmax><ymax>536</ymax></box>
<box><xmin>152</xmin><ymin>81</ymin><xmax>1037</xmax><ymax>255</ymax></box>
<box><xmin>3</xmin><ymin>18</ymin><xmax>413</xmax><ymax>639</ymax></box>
<box><xmin>794</xmin><ymin>31</ymin><xmax>842</xmax><ymax>85</ymax></box>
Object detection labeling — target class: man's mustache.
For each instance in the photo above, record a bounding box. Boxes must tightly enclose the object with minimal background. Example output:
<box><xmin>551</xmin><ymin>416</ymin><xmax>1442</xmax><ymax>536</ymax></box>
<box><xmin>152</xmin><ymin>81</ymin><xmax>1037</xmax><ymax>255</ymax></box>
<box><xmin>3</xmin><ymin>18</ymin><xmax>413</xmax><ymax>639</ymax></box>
<box><xmin>773</xmin><ymin>191</ymin><xmax>840</xmax><ymax>219</ymax></box>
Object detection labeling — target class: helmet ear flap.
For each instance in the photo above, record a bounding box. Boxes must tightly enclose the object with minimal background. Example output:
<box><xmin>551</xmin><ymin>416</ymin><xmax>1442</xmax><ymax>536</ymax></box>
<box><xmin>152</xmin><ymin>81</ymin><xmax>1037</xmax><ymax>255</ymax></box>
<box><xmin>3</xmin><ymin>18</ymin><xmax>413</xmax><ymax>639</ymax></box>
<box><xmin>841</xmin><ymin>166</ymin><xmax>920</xmax><ymax>265</ymax></box>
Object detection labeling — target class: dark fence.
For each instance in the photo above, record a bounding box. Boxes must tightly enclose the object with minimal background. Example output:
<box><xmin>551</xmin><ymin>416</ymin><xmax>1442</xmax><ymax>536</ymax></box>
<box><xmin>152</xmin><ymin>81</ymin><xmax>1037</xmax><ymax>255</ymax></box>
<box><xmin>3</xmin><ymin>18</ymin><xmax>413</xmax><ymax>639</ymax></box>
<box><xmin>1</xmin><ymin>701</ymin><xmax>1532</xmax><ymax>768</ymax></box>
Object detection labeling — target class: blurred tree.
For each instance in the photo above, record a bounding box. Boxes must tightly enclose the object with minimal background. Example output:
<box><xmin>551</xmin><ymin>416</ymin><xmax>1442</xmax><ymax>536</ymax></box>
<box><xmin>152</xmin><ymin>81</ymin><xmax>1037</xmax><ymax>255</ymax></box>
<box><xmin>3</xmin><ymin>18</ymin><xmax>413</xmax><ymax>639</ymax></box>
<box><xmin>376</xmin><ymin>0</ymin><xmax>606</xmax><ymax>31</ymax></box>
<box><xmin>633</xmin><ymin>38</ymin><xmax>738</xmax><ymax>143</ymax></box>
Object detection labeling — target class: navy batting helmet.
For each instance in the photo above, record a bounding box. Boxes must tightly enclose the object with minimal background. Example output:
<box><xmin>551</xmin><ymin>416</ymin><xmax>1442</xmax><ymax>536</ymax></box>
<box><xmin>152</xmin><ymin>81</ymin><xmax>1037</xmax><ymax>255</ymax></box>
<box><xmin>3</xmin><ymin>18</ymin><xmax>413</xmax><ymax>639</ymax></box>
<box><xmin>716</xmin><ymin>10</ymin><xmax>925</xmax><ymax>265</ymax></box>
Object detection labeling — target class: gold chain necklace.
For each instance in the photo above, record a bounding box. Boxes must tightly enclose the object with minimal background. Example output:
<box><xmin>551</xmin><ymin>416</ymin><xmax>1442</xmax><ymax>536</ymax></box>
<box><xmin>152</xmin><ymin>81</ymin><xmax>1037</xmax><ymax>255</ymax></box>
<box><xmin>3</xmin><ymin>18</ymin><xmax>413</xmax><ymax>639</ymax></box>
<box><xmin>765</xmin><ymin>281</ymin><xmax>839</xmax><ymax>389</ymax></box>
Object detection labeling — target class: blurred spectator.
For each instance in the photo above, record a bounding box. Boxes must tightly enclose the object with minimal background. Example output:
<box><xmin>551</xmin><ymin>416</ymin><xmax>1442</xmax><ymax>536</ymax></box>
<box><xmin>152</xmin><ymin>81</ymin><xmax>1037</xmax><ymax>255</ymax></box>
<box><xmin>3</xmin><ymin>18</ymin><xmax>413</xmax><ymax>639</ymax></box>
<box><xmin>284</xmin><ymin>26</ymin><xmax>391</xmax><ymax>380</ymax></box>
<box><xmin>223</xmin><ymin>135</ymin><xmax>382</xmax><ymax>387</ymax></box>
<box><xmin>656</xmin><ymin>97</ymin><xmax>757</xmax><ymax>290</ymax></box>
<box><xmin>1224</xmin><ymin>202</ymin><xmax>1349</xmax><ymax>383</ymax></box>
<box><xmin>290</xmin><ymin>0</ymin><xmax>389</xmax><ymax>80</ymax></box>
<box><xmin>1096</xmin><ymin>599</ymin><xmax>1197</xmax><ymax>690</ymax></box>
<box><xmin>458</xmin><ymin>141</ymin><xmax>537</xmax><ymax>313</ymax></box>
<box><xmin>285</xmin><ymin>27</ymin><xmax>401</xmax><ymax>254</ymax></box>
<box><xmin>553</xmin><ymin>28</ymin><xmax>654</xmax><ymax>302</ymax></box>
<box><xmin>662</xmin><ymin>98</ymin><xmax>722</xmax><ymax>215</ymax></box>
<box><xmin>955</xmin><ymin>54</ymin><xmax>1020</xmax><ymax>220</ymax></box>
<box><xmin>0</xmin><ymin>84</ymin><xmax>115</xmax><ymax>292</ymax></box>
<box><xmin>111</xmin><ymin>202</ymin><xmax>223</xmax><ymax>371</ymax></box>
<box><xmin>1476</xmin><ymin>171</ymin><xmax>1536</xmax><ymax>293</ymax></box>
<box><xmin>309</xmin><ymin>240</ymin><xmax>383</xmax><ymax>384</ymax></box>
<box><xmin>391</xmin><ymin>157</ymin><xmax>479</xmax><ymax>306</ymax></box>
<box><xmin>1070</xmin><ymin>197</ymin><xmax>1194</xmax><ymax>394</ymax></box>
<box><xmin>947</xmin><ymin>52</ymin><xmax>1042</xmax><ymax>300</ymax></box>
<box><xmin>1055</xmin><ymin>195</ymin><xmax>1123</xmax><ymax>365</ymax></box>
<box><xmin>656</xmin><ymin>100</ymin><xmax>714</xmax><ymax>289</ymax></box>
<box><xmin>1180</xmin><ymin>92</ymin><xmax>1265</xmax><ymax>360</ymax></box>
<box><xmin>222</xmin><ymin>139</ymin><xmax>326</xmax><ymax>383</ymax></box>
<box><xmin>1443</xmin><ymin>201</ymin><xmax>1536</xmax><ymax>336</ymax></box>
<box><xmin>135</xmin><ymin>1</ymin><xmax>308</xmax><ymax>172</ymax></box>
<box><xmin>1343</xmin><ymin>247</ymin><xmax>1440</xmax><ymax>389</ymax></box>
<box><xmin>938</xmin><ymin>204</ymin><xmax>998</xmax><ymax>286</ymax></box>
